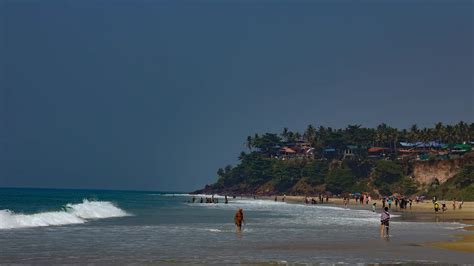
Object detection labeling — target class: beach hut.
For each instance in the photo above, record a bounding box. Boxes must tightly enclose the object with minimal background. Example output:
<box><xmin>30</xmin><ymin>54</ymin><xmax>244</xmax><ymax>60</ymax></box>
<box><xmin>451</xmin><ymin>144</ymin><xmax>472</xmax><ymax>154</ymax></box>
<box><xmin>343</xmin><ymin>145</ymin><xmax>360</xmax><ymax>159</ymax></box>
<box><xmin>323</xmin><ymin>147</ymin><xmax>339</xmax><ymax>160</ymax></box>
<box><xmin>279</xmin><ymin>147</ymin><xmax>296</xmax><ymax>159</ymax></box>
<box><xmin>368</xmin><ymin>147</ymin><xmax>389</xmax><ymax>158</ymax></box>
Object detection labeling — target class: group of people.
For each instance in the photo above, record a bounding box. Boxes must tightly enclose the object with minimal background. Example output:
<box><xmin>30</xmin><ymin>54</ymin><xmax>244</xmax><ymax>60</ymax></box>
<box><xmin>381</xmin><ymin>196</ymin><xmax>412</xmax><ymax>210</ymax></box>
<box><xmin>228</xmin><ymin>194</ymin><xmax>464</xmax><ymax>237</ymax></box>
<box><xmin>304</xmin><ymin>194</ymin><xmax>329</xmax><ymax>204</ymax></box>
<box><xmin>232</xmin><ymin>204</ymin><xmax>393</xmax><ymax>237</ymax></box>
<box><xmin>191</xmin><ymin>195</ymin><xmax>230</xmax><ymax>204</ymax></box>
<box><xmin>433</xmin><ymin>197</ymin><xmax>463</xmax><ymax>213</ymax></box>
<box><xmin>274</xmin><ymin>195</ymin><xmax>286</xmax><ymax>202</ymax></box>
<box><xmin>355</xmin><ymin>194</ymin><xmax>372</xmax><ymax>205</ymax></box>
<box><xmin>341</xmin><ymin>193</ymin><xmax>373</xmax><ymax>207</ymax></box>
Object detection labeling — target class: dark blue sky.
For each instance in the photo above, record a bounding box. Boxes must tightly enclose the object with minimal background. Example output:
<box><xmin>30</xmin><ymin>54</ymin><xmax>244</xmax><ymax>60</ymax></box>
<box><xmin>1</xmin><ymin>0</ymin><xmax>472</xmax><ymax>191</ymax></box>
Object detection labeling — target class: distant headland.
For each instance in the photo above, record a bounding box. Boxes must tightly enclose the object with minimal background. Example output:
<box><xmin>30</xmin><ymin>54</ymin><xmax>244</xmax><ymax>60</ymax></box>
<box><xmin>194</xmin><ymin>122</ymin><xmax>474</xmax><ymax>200</ymax></box>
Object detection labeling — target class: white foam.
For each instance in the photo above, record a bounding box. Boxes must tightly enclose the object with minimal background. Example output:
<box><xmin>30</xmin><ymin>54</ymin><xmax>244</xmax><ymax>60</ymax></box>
<box><xmin>0</xmin><ymin>199</ymin><xmax>129</xmax><ymax>230</ymax></box>
<box><xmin>206</xmin><ymin>229</ymin><xmax>222</xmax><ymax>232</ymax></box>
<box><xmin>65</xmin><ymin>200</ymin><xmax>128</xmax><ymax>219</ymax></box>
<box><xmin>159</xmin><ymin>193</ymin><xmax>192</xmax><ymax>197</ymax></box>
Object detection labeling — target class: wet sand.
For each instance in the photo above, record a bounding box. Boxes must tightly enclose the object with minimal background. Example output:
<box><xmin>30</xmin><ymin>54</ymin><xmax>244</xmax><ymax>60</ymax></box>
<box><xmin>273</xmin><ymin>196</ymin><xmax>474</xmax><ymax>253</ymax></box>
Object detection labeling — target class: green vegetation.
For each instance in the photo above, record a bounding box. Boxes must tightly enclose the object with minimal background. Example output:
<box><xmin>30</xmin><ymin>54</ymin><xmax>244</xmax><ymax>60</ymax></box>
<box><xmin>427</xmin><ymin>164</ymin><xmax>474</xmax><ymax>201</ymax></box>
<box><xmin>325</xmin><ymin>167</ymin><xmax>357</xmax><ymax>194</ymax></box>
<box><xmin>209</xmin><ymin>155</ymin><xmax>421</xmax><ymax>196</ymax></box>
<box><xmin>371</xmin><ymin>160</ymin><xmax>418</xmax><ymax>195</ymax></box>
<box><xmin>199</xmin><ymin>122</ymin><xmax>474</xmax><ymax>198</ymax></box>
<box><xmin>246</xmin><ymin>122</ymin><xmax>473</xmax><ymax>154</ymax></box>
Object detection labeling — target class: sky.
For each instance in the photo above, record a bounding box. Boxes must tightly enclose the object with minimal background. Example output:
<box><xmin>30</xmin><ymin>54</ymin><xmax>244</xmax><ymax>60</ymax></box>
<box><xmin>1</xmin><ymin>0</ymin><xmax>472</xmax><ymax>192</ymax></box>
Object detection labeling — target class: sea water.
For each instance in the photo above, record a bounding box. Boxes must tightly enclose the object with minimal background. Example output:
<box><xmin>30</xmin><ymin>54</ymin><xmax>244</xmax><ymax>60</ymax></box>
<box><xmin>0</xmin><ymin>188</ymin><xmax>471</xmax><ymax>264</ymax></box>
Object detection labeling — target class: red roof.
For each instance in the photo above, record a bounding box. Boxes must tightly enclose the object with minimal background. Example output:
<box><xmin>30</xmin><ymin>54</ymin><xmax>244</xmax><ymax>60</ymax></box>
<box><xmin>280</xmin><ymin>147</ymin><xmax>296</xmax><ymax>153</ymax></box>
<box><xmin>368</xmin><ymin>147</ymin><xmax>388</xmax><ymax>153</ymax></box>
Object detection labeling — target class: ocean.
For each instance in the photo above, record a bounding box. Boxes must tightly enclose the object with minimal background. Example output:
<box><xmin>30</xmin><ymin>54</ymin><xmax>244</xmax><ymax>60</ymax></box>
<box><xmin>0</xmin><ymin>188</ymin><xmax>471</xmax><ymax>264</ymax></box>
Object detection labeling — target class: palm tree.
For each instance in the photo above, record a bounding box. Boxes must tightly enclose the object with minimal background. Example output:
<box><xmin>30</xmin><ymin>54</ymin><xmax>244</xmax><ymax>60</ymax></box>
<box><xmin>409</xmin><ymin>124</ymin><xmax>419</xmax><ymax>142</ymax></box>
<box><xmin>376</xmin><ymin>123</ymin><xmax>389</xmax><ymax>146</ymax></box>
<box><xmin>469</xmin><ymin>123</ymin><xmax>474</xmax><ymax>141</ymax></box>
<box><xmin>304</xmin><ymin>124</ymin><xmax>316</xmax><ymax>143</ymax></box>
<box><xmin>295</xmin><ymin>132</ymin><xmax>302</xmax><ymax>141</ymax></box>
<box><xmin>224</xmin><ymin>165</ymin><xmax>232</xmax><ymax>174</ymax></box>
<box><xmin>287</xmin><ymin>131</ymin><xmax>296</xmax><ymax>142</ymax></box>
<box><xmin>400</xmin><ymin>129</ymin><xmax>408</xmax><ymax>142</ymax></box>
<box><xmin>246</xmin><ymin>136</ymin><xmax>253</xmax><ymax>151</ymax></box>
<box><xmin>445</xmin><ymin>125</ymin><xmax>455</xmax><ymax>144</ymax></box>
<box><xmin>387</xmin><ymin>127</ymin><xmax>398</xmax><ymax>152</ymax></box>
<box><xmin>281</xmin><ymin>127</ymin><xmax>289</xmax><ymax>142</ymax></box>
<box><xmin>456</xmin><ymin>121</ymin><xmax>468</xmax><ymax>143</ymax></box>
<box><xmin>345</xmin><ymin>124</ymin><xmax>362</xmax><ymax>145</ymax></box>
<box><xmin>419</xmin><ymin>127</ymin><xmax>433</xmax><ymax>143</ymax></box>
<box><xmin>217</xmin><ymin>168</ymin><xmax>225</xmax><ymax>177</ymax></box>
<box><xmin>434</xmin><ymin>122</ymin><xmax>445</xmax><ymax>141</ymax></box>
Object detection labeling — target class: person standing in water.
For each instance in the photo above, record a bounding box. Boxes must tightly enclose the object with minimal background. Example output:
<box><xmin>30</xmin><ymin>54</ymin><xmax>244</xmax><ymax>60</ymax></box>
<box><xmin>380</xmin><ymin>207</ymin><xmax>390</xmax><ymax>238</ymax></box>
<box><xmin>234</xmin><ymin>208</ymin><xmax>244</xmax><ymax>232</ymax></box>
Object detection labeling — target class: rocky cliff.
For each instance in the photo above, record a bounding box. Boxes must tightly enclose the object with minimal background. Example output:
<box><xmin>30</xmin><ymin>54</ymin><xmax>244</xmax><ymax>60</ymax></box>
<box><xmin>412</xmin><ymin>153</ymin><xmax>474</xmax><ymax>185</ymax></box>
<box><xmin>194</xmin><ymin>152</ymin><xmax>474</xmax><ymax>196</ymax></box>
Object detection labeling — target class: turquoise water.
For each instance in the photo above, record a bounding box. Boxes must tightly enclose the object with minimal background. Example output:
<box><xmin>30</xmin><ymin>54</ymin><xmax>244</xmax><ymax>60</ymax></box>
<box><xmin>0</xmin><ymin>188</ymin><xmax>471</xmax><ymax>264</ymax></box>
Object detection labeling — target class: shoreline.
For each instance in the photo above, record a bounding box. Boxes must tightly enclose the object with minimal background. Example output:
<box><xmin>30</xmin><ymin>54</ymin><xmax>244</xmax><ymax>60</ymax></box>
<box><xmin>269</xmin><ymin>195</ymin><xmax>474</xmax><ymax>253</ymax></box>
<box><xmin>194</xmin><ymin>193</ymin><xmax>474</xmax><ymax>253</ymax></box>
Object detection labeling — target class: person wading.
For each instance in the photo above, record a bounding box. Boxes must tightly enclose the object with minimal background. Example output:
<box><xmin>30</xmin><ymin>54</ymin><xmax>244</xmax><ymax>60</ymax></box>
<box><xmin>380</xmin><ymin>207</ymin><xmax>390</xmax><ymax>238</ymax></box>
<box><xmin>234</xmin><ymin>208</ymin><xmax>244</xmax><ymax>232</ymax></box>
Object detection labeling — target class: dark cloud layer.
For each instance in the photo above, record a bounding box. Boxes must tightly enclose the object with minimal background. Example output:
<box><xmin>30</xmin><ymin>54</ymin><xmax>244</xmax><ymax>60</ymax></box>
<box><xmin>1</xmin><ymin>1</ymin><xmax>472</xmax><ymax>191</ymax></box>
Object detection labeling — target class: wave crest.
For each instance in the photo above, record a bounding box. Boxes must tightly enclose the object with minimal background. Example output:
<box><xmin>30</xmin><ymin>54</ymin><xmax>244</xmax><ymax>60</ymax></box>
<box><xmin>0</xmin><ymin>199</ymin><xmax>129</xmax><ymax>230</ymax></box>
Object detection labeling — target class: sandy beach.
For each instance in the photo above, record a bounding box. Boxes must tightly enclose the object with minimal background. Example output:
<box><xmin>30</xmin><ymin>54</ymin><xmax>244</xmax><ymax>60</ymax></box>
<box><xmin>275</xmin><ymin>196</ymin><xmax>474</xmax><ymax>253</ymax></box>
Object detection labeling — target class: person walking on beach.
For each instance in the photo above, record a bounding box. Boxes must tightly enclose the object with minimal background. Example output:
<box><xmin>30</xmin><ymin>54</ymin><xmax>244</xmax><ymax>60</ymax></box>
<box><xmin>442</xmin><ymin>201</ymin><xmax>447</xmax><ymax>212</ymax></box>
<box><xmin>234</xmin><ymin>208</ymin><xmax>244</xmax><ymax>232</ymax></box>
<box><xmin>434</xmin><ymin>201</ymin><xmax>440</xmax><ymax>213</ymax></box>
<box><xmin>387</xmin><ymin>198</ymin><xmax>392</xmax><ymax>209</ymax></box>
<box><xmin>380</xmin><ymin>207</ymin><xmax>390</xmax><ymax>238</ymax></box>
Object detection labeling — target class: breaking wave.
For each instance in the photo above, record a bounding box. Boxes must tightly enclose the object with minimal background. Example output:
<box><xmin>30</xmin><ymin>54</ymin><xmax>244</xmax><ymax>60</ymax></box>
<box><xmin>0</xmin><ymin>199</ymin><xmax>129</xmax><ymax>230</ymax></box>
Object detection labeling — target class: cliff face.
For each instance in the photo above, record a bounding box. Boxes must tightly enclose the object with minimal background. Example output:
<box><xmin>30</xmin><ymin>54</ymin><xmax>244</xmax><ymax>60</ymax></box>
<box><xmin>194</xmin><ymin>152</ymin><xmax>474</xmax><ymax>196</ymax></box>
<box><xmin>412</xmin><ymin>154</ymin><xmax>473</xmax><ymax>185</ymax></box>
